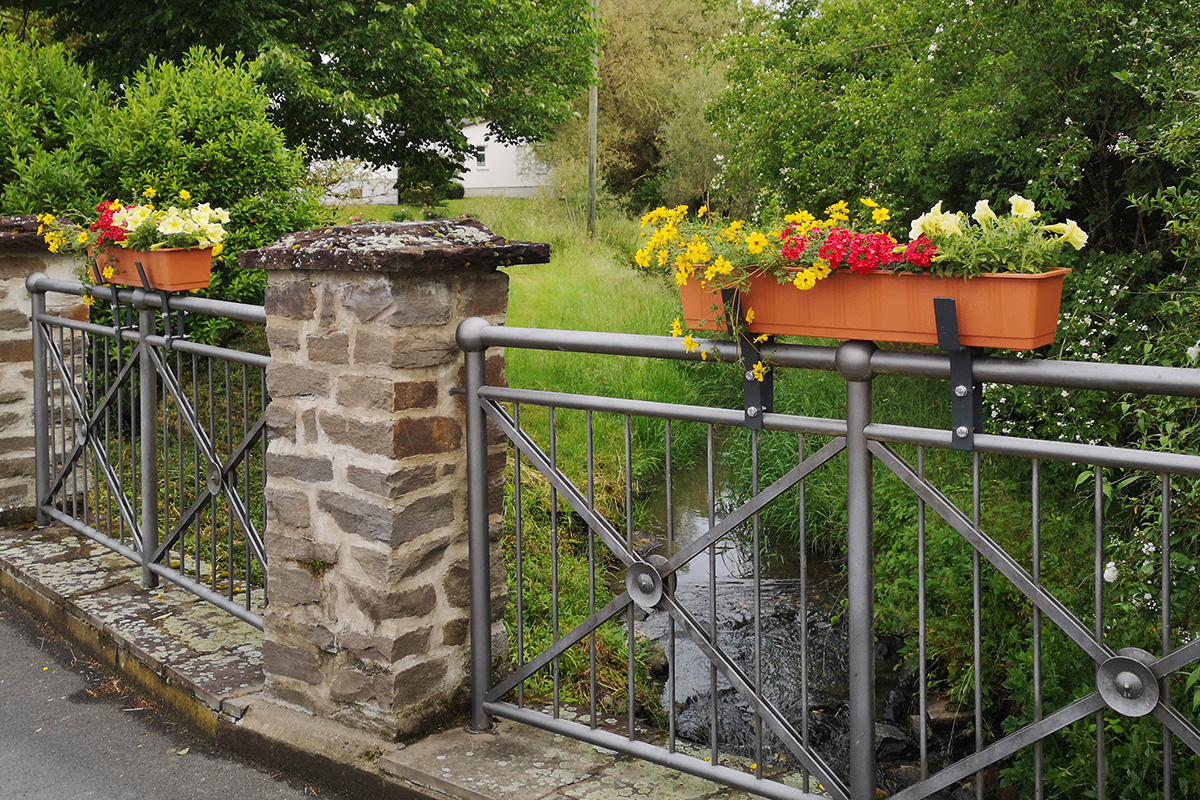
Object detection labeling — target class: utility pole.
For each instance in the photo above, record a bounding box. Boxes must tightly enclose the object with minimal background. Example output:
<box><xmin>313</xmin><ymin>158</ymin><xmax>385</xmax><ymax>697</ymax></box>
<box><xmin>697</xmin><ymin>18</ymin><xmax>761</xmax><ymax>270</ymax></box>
<box><xmin>587</xmin><ymin>0</ymin><xmax>599</xmax><ymax>238</ymax></box>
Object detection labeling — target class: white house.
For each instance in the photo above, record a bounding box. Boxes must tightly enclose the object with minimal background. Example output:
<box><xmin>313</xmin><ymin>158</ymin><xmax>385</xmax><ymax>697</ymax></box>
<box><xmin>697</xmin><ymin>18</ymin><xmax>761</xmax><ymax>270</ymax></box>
<box><xmin>458</xmin><ymin>121</ymin><xmax>548</xmax><ymax>198</ymax></box>
<box><xmin>318</xmin><ymin>122</ymin><xmax>548</xmax><ymax>205</ymax></box>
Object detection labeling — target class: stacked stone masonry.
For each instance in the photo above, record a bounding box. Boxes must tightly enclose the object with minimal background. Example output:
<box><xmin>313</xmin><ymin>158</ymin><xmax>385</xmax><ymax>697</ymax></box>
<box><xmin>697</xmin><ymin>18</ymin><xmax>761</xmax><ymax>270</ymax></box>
<box><xmin>245</xmin><ymin>219</ymin><xmax>546</xmax><ymax>739</ymax></box>
<box><xmin>0</xmin><ymin>216</ymin><xmax>88</xmax><ymax>523</ymax></box>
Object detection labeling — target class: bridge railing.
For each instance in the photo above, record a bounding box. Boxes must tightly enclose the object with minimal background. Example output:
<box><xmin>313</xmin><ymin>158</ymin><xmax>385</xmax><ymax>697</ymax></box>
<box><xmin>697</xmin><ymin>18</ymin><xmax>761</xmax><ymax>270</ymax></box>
<box><xmin>460</xmin><ymin>318</ymin><xmax>1200</xmax><ymax>800</ymax></box>
<box><xmin>28</xmin><ymin>273</ymin><xmax>269</xmax><ymax>628</ymax></box>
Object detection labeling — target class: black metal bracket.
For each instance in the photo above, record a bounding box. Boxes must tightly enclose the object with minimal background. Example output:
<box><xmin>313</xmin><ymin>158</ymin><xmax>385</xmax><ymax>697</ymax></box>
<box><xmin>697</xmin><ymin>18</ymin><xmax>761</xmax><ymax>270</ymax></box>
<box><xmin>934</xmin><ymin>297</ymin><xmax>983</xmax><ymax>451</ymax></box>
<box><xmin>721</xmin><ymin>287</ymin><xmax>775</xmax><ymax>430</ymax></box>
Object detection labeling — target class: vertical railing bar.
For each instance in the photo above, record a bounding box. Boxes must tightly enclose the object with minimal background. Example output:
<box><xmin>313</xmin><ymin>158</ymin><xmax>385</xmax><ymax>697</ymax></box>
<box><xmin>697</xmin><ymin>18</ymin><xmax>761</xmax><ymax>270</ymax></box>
<box><xmin>243</xmin><ymin>362</ymin><xmax>251</xmax><ymax>608</ymax></box>
<box><xmin>177</xmin><ymin>346</ymin><xmax>185</xmax><ymax>576</ymax></box>
<box><xmin>752</xmin><ymin>427</ymin><xmax>763</xmax><ymax>777</ymax></box>
<box><xmin>161</xmin><ymin>338</ymin><xmax>170</xmax><ymax>566</ymax></box>
<box><xmin>844</xmin><ymin>351</ymin><xmax>875</xmax><ymax>800</ymax></box>
<box><xmin>1032</xmin><ymin>458</ymin><xmax>1044</xmax><ymax>800</ymax></box>
<box><xmin>192</xmin><ymin>351</ymin><xmax>201</xmax><ymax>579</ymax></box>
<box><xmin>462</xmin><ymin>331</ymin><xmax>491</xmax><ymax>732</ymax></box>
<box><xmin>513</xmin><ymin>403</ymin><xmax>525</xmax><ymax>709</ymax></box>
<box><xmin>625</xmin><ymin>414</ymin><xmax>635</xmax><ymax>740</ymax></box>
<box><xmin>30</xmin><ymin>286</ymin><xmax>49</xmax><ymax>526</ymax></box>
<box><xmin>917</xmin><ymin>445</ymin><xmax>928</xmax><ymax>781</ymax></box>
<box><xmin>139</xmin><ymin>301</ymin><xmax>159</xmax><ymax>587</ymax></box>
<box><xmin>226</xmin><ymin>359</ymin><xmax>233</xmax><ymax>599</ymax></box>
<box><xmin>708</xmin><ymin>423</ymin><xmax>719</xmax><ymax>768</ymax></box>
<box><xmin>1094</xmin><ymin>463</ymin><xmax>1105</xmax><ymax>800</ymax></box>
<box><xmin>69</xmin><ymin>331</ymin><xmax>78</xmax><ymax>522</ymax></box>
<box><xmin>49</xmin><ymin>323</ymin><xmax>59</xmax><ymax>512</ymax></box>
<box><xmin>208</xmin><ymin>356</ymin><xmax>216</xmax><ymax>589</ymax></box>
<box><xmin>115</xmin><ymin>314</ymin><xmax>125</xmax><ymax>545</ymax></box>
<box><xmin>1160</xmin><ymin>472</ymin><xmax>1172</xmax><ymax>800</ymax></box>
<box><xmin>666</xmin><ymin>418</ymin><xmax>677</xmax><ymax>753</ymax></box>
<box><xmin>972</xmin><ymin>451</ymin><xmax>983</xmax><ymax>800</ymax></box>
<box><xmin>586</xmin><ymin>408</ymin><xmax>596</xmax><ymax>728</ymax></box>
<box><xmin>259</xmin><ymin>364</ymin><xmax>268</xmax><ymax>603</ymax></box>
<box><xmin>550</xmin><ymin>406</ymin><xmax>560</xmax><ymax>718</ymax></box>
<box><xmin>103</xmin><ymin>329</ymin><xmax>113</xmax><ymax>538</ymax></box>
<box><xmin>799</xmin><ymin>432</ymin><xmax>811</xmax><ymax>793</ymax></box>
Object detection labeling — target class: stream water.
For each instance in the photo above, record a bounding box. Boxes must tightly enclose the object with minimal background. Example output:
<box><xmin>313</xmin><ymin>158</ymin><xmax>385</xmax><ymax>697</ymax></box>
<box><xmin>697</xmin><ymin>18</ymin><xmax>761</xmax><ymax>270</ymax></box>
<box><xmin>632</xmin><ymin>457</ymin><xmax>924</xmax><ymax>792</ymax></box>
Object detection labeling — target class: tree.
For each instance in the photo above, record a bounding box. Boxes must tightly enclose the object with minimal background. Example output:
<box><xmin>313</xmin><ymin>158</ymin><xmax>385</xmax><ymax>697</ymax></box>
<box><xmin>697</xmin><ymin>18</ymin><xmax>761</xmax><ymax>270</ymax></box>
<box><xmin>540</xmin><ymin>0</ymin><xmax>739</xmax><ymax>210</ymax></box>
<box><xmin>710</xmin><ymin>0</ymin><xmax>1199</xmax><ymax>251</ymax></box>
<box><xmin>18</xmin><ymin>0</ymin><xmax>601</xmax><ymax>191</ymax></box>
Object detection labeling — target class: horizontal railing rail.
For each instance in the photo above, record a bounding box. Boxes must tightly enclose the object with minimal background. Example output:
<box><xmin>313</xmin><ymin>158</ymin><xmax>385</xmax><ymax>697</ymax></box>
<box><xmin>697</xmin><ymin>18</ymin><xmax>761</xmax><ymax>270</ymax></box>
<box><xmin>460</xmin><ymin>318</ymin><xmax>1200</xmax><ymax>800</ymax></box>
<box><xmin>28</xmin><ymin>272</ymin><xmax>269</xmax><ymax>628</ymax></box>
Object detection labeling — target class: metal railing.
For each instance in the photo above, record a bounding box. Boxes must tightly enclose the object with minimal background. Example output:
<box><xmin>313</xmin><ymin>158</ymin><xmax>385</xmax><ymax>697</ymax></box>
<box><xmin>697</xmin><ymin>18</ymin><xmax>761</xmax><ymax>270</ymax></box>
<box><xmin>28</xmin><ymin>273</ymin><xmax>269</xmax><ymax>628</ymax></box>
<box><xmin>459</xmin><ymin>318</ymin><xmax>1200</xmax><ymax>800</ymax></box>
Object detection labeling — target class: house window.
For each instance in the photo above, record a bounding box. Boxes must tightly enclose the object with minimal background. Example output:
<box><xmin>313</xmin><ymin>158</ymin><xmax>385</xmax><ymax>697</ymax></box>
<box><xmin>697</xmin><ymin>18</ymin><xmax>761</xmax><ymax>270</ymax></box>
<box><xmin>474</xmin><ymin>146</ymin><xmax>488</xmax><ymax>169</ymax></box>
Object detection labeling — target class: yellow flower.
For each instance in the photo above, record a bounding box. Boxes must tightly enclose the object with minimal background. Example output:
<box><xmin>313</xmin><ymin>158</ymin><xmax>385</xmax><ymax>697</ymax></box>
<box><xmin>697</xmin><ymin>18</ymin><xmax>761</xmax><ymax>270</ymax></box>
<box><xmin>754</xmin><ymin>333</ymin><xmax>769</xmax><ymax>344</ymax></box>
<box><xmin>179</xmin><ymin>189</ymin><xmax>191</xmax><ymax>201</ymax></box>
<box><xmin>700</xmin><ymin>349</ymin><xmax>708</xmax><ymax>361</ymax></box>
<box><xmin>792</xmin><ymin>270</ymin><xmax>816</xmax><ymax>290</ymax></box>
<box><xmin>76</xmin><ymin>232</ymin><xmax>88</xmax><ymax>244</ymax></box>
<box><xmin>872</xmin><ymin>207</ymin><xmax>892</xmax><ymax>224</ymax></box>
<box><xmin>1043</xmin><ymin>219</ymin><xmax>1088</xmax><ymax>250</ymax></box>
<box><xmin>1009</xmin><ymin>194</ymin><xmax>1036</xmax><ymax>218</ymax></box>
<box><xmin>108</xmin><ymin>200</ymin><xmax>121</xmax><ymax>211</ymax></box>
<box><xmin>973</xmin><ymin>199</ymin><xmax>997</xmax><ymax>224</ymax></box>
<box><xmin>656</xmin><ymin>249</ymin><xmax>668</xmax><ymax>267</ymax></box>
<box><xmin>825</xmin><ymin>200</ymin><xmax>850</xmax><ymax>221</ymax></box>
<box><xmin>745</xmin><ymin>231</ymin><xmax>769</xmax><ymax>254</ymax></box>
<box><xmin>683</xmin><ymin>334</ymin><xmax>698</xmax><ymax>353</ymax></box>
<box><xmin>83</xmin><ymin>293</ymin><xmax>96</xmax><ymax>307</ymax></box>
<box><xmin>751</xmin><ymin>361</ymin><xmax>767</xmax><ymax>382</ymax></box>
<box><xmin>102</xmin><ymin>266</ymin><xmax>115</xmax><ymax>281</ymax></box>
<box><xmin>714</xmin><ymin>256</ymin><xmax>733</xmax><ymax>275</ymax></box>
<box><xmin>211</xmin><ymin>243</ymin><xmax>224</xmax><ymax>258</ymax></box>
<box><xmin>697</xmin><ymin>205</ymin><xmax>708</xmax><ymax>218</ymax></box>
<box><xmin>670</xmin><ymin>318</ymin><xmax>683</xmax><ymax>337</ymax></box>
<box><xmin>675</xmin><ymin>267</ymin><xmax>689</xmax><ymax>287</ymax></box>
<box><xmin>859</xmin><ymin>198</ymin><xmax>878</xmax><ymax>208</ymax></box>
<box><xmin>744</xmin><ymin>307</ymin><xmax>755</xmax><ymax>324</ymax></box>
<box><xmin>635</xmin><ymin>247</ymin><xmax>652</xmax><ymax>268</ymax></box>
<box><xmin>784</xmin><ymin>210</ymin><xmax>816</xmax><ymax>228</ymax></box>
<box><xmin>142</xmin><ymin>186</ymin><xmax>157</xmax><ymax>199</ymax></box>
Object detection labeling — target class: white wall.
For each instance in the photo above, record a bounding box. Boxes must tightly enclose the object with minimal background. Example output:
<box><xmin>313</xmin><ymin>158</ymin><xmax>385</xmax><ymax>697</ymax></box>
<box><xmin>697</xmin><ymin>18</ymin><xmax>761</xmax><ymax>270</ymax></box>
<box><xmin>458</xmin><ymin>122</ymin><xmax>548</xmax><ymax>199</ymax></box>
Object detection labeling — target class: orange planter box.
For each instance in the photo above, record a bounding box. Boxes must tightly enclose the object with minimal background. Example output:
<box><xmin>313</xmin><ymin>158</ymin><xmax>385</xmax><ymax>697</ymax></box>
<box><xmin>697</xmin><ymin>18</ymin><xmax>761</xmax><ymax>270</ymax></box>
<box><xmin>680</xmin><ymin>268</ymin><xmax>1070</xmax><ymax>350</ymax></box>
<box><xmin>94</xmin><ymin>247</ymin><xmax>213</xmax><ymax>291</ymax></box>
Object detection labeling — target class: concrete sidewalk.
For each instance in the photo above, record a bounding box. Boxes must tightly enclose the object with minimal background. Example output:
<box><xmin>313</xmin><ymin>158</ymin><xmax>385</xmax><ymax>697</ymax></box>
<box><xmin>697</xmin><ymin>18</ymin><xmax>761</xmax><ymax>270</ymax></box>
<box><xmin>0</xmin><ymin>524</ymin><xmax>764</xmax><ymax>800</ymax></box>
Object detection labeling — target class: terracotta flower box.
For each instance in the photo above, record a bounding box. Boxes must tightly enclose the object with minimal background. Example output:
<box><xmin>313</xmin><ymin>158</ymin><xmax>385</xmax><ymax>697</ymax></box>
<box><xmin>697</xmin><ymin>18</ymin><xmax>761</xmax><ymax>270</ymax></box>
<box><xmin>680</xmin><ymin>267</ymin><xmax>1071</xmax><ymax>350</ymax></box>
<box><xmin>94</xmin><ymin>247</ymin><xmax>214</xmax><ymax>292</ymax></box>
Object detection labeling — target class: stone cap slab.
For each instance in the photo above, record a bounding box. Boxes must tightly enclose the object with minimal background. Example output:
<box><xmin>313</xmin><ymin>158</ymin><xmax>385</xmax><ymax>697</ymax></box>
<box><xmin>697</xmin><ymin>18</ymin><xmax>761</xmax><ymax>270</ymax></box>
<box><xmin>0</xmin><ymin>215</ymin><xmax>47</xmax><ymax>253</ymax></box>
<box><xmin>238</xmin><ymin>218</ymin><xmax>550</xmax><ymax>274</ymax></box>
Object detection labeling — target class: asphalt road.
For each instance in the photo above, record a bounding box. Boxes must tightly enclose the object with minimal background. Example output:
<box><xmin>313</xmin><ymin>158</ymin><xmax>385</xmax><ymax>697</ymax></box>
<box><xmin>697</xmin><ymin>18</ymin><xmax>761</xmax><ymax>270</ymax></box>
<box><xmin>0</xmin><ymin>597</ymin><xmax>348</xmax><ymax>800</ymax></box>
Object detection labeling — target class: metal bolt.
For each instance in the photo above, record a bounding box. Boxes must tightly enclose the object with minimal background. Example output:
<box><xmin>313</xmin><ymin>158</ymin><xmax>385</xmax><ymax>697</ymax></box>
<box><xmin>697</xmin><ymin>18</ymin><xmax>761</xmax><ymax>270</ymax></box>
<box><xmin>637</xmin><ymin>573</ymin><xmax>655</xmax><ymax>593</ymax></box>
<box><xmin>954</xmin><ymin>384</ymin><xmax>970</xmax><ymax>397</ymax></box>
<box><xmin>745</xmin><ymin>370</ymin><xmax>755</xmax><ymax>381</ymax></box>
<box><xmin>955</xmin><ymin>426</ymin><xmax>970</xmax><ymax>439</ymax></box>
<box><xmin>746</xmin><ymin>406</ymin><xmax>759</xmax><ymax>418</ymax></box>
<box><xmin>1116</xmin><ymin>671</ymin><xmax>1143</xmax><ymax>700</ymax></box>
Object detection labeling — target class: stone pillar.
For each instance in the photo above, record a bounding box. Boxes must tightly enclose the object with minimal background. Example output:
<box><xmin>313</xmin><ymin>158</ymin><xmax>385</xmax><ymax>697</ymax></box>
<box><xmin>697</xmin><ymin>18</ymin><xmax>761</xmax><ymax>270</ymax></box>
<box><xmin>0</xmin><ymin>216</ymin><xmax>87</xmax><ymax>524</ymax></box>
<box><xmin>241</xmin><ymin>219</ymin><xmax>547</xmax><ymax>739</ymax></box>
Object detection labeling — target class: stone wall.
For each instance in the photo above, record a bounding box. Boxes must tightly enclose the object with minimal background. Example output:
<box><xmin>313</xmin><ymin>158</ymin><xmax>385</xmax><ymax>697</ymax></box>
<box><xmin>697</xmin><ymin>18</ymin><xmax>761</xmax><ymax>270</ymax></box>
<box><xmin>0</xmin><ymin>216</ymin><xmax>87</xmax><ymax>524</ymax></box>
<box><xmin>241</xmin><ymin>219</ymin><xmax>546</xmax><ymax>739</ymax></box>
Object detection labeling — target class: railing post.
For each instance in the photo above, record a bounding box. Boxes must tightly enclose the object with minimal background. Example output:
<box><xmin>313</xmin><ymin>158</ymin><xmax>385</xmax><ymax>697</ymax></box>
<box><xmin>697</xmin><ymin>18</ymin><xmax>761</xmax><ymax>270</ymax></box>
<box><xmin>136</xmin><ymin>289</ymin><xmax>159</xmax><ymax>588</ymax></box>
<box><xmin>838</xmin><ymin>340</ymin><xmax>876</xmax><ymax>800</ymax></box>
<box><xmin>28</xmin><ymin>275</ymin><xmax>49</xmax><ymax>526</ymax></box>
<box><xmin>459</xmin><ymin>316</ymin><xmax>493</xmax><ymax>732</ymax></box>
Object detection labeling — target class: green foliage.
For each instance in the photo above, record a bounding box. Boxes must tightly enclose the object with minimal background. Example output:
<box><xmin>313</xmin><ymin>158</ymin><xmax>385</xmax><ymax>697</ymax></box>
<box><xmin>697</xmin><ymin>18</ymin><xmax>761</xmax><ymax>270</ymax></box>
<box><xmin>540</xmin><ymin>0</ymin><xmax>739</xmax><ymax>211</ymax></box>
<box><xmin>0</xmin><ymin>37</ymin><xmax>111</xmax><ymax>213</ymax></box>
<box><xmin>710</xmin><ymin>0</ymin><xmax>1197</xmax><ymax>252</ymax></box>
<box><xmin>0</xmin><ymin>40</ymin><xmax>321</xmax><ymax>339</ymax></box>
<box><xmin>23</xmin><ymin>0</ymin><xmax>601</xmax><ymax>189</ymax></box>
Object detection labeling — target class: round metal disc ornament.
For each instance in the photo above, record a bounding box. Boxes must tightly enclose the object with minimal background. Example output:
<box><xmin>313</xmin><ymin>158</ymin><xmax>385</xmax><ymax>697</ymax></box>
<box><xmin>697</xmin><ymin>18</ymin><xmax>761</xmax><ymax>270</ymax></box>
<box><xmin>1096</xmin><ymin>647</ymin><xmax>1159</xmax><ymax>717</ymax></box>
<box><xmin>206</xmin><ymin>463</ymin><xmax>224</xmax><ymax>496</ymax></box>
<box><xmin>626</xmin><ymin>555</ymin><xmax>671</xmax><ymax>610</ymax></box>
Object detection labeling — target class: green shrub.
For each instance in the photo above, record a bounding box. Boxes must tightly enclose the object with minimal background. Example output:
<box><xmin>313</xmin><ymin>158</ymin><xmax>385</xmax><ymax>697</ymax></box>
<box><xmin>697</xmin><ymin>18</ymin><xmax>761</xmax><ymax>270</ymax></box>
<box><xmin>0</xmin><ymin>37</ymin><xmax>112</xmax><ymax>213</ymax></box>
<box><xmin>0</xmin><ymin>41</ymin><xmax>320</xmax><ymax>334</ymax></box>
